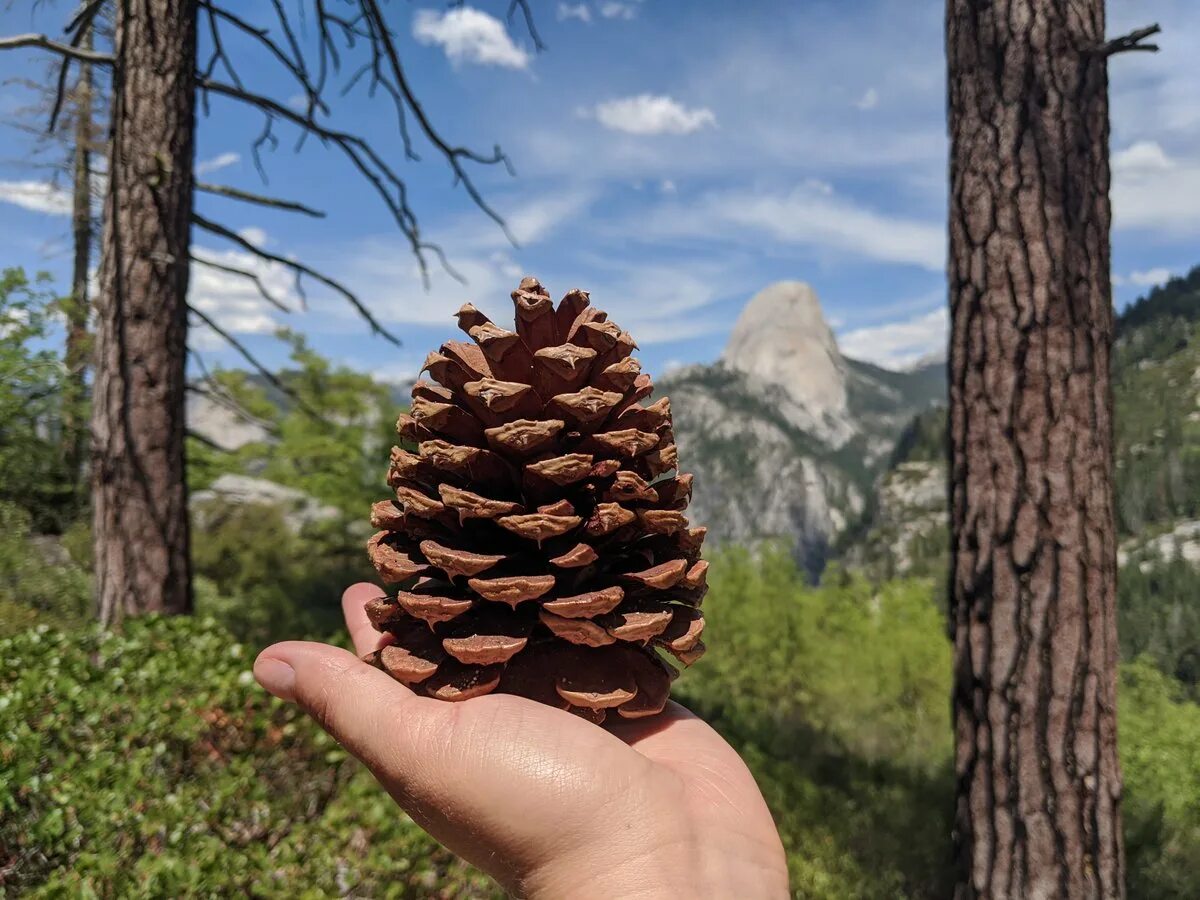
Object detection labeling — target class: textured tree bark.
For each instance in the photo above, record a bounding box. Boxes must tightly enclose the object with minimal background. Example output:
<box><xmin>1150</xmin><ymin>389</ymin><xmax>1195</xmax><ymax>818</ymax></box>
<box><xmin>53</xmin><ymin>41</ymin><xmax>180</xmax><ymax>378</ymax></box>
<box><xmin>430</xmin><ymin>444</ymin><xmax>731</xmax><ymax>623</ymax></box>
<box><xmin>92</xmin><ymin>0</ymin><xmax>197</xmax><ymax>624</ymax></box>
<box><xmin>946</xmin><ymin>1</ymin><xmax>1124</xmax><ymax>897</ymax></box>
<box><xmin>63</xmin><ymin>26</ymin><xmax>95</xmax><ymax>495</ymax></box>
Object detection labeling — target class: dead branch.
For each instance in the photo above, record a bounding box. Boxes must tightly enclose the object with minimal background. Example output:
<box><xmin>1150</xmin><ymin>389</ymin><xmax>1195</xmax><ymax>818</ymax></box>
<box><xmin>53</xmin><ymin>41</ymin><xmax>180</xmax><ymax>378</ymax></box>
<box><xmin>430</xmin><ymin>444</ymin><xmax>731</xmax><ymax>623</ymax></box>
<box><xmin>188</xmin><ymin>351</ymin><xmax>283</xmax><ymax>438</ymax></box>
<box><xmin>196</xmin><ymin>181</ymin><xmax>327</xmax><ymax>218</ymax></box>
<box><xmin>189</xmin><ymin>252</ymin><xmax>294</xmax><ymax>314</ymax></box>
<box><xmin>0</xmin><ymin>34</ymin><xmax>113</xmax><ymax>64</ymax></box>
<box><xmin>192</xmin><ymin>211</ymin><xmax>401</xmax><ymax>345</ymax></box>
<box><xmin>507</xmin><ymin>0</ymin><xmax>546</xmax><ymax>52</ymax></box>
<box><xmin>1098</xmin><ymin>23</ymin><xmax>1161</xmax><ymax>56</ymax></box>
<box><xmin>187</xmin><ymin>306</ymin><xmax>326</xmax><ymax>422</ymax></box>
<box><xmin>199</xmin><ymin>78</ymin><xmax>448</xmax><ymax>282</ymax></box>
<box><xmin>358</xmin><ymin>0</ymin><xmax>517</xmax><ymax>243</ymax></box>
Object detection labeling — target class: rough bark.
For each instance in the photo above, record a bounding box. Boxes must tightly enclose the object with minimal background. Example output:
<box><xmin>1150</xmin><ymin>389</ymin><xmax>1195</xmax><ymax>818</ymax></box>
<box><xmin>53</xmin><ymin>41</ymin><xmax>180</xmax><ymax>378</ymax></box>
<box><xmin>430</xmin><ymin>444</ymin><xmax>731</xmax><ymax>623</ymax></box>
<box><xmin>946</xmin><ymin>1</ymin><xmax>1124</xmax><ymax>898</ymax></box>
<box><xmin>63</xmin><ymin>26</ymin><xmax>95</xmax><ymax>492</ymax></box>
<box><xmin>92</xmin><ymin>0</ymin><xmax>197</xmax><ymax>624</ymax></box>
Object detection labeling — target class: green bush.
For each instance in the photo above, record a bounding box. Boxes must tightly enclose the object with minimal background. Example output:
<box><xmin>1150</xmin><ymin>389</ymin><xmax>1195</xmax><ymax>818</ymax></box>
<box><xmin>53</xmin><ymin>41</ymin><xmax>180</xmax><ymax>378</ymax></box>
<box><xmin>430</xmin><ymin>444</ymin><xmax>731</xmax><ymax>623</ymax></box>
<box><xmin>0</xmin><ymin>616</ymin><xmax>499</xmax><ymax>898</ymax></box>
<box><xmin>0</xmin><ymin>501</ymin><xmax>90</xmax><ymax>637</ymax></box>
<box><xmin>190</xmin><ymin>499</ymin><xmax>372</xmax><ymax>645</ymax></box>
<box><xmin>677</xmin><ymin>546</ymin><xmax>955</xmax><ymax>898</ymax></box>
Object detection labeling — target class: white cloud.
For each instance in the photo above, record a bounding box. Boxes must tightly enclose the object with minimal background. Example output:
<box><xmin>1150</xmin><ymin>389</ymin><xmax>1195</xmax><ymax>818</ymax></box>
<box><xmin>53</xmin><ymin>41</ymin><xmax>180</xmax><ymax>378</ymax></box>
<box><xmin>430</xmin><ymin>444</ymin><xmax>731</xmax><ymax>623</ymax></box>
<box><xmin>598</xmin><ymin>1</ymin><xmax>638</xmax><ymax>20</ymax></box>
<box><xmin>855</xmin><ymin>87</ymin><xmax>880</xmax><ymax>111</ymax></box>
<box><xmin>505</xmin><ymin>191</ymin><xmax>592</xmax><ymax>244</ymax></box>
<box><xmin>189</xmin><ymin>243</ymin><xmax>301</xmax><ymax>336</ymax></box>
<box><xmin>587</xmin><ymin>95</ymin><xmax>717</xmax><ymax>136</ymax></box>
<box><xmin>660</xmin><ymin>179</ymin><xmax>677</xmax><ymax>195</ymax></box>
<box><xmin>1124</xmin><ymin>268</ymin><xmax>1174</xmax><ymax>288</ymax></box>
<box><xmin>0</xmin><ymin>180</ymin><xmax>71</xmax><ymax>216</ymax></box>
<box><xmin>237</xmin><ymin>226</ymin><xmax>268</xmax><ymax>248</ymax></box>
<box><xmin>413</xmin><ymin>7</ymin><xmax>530</xmax><ymax>69</ymax></box>
<box><xmin>649</xmin><ymin>181</ymin><xmax>945</xmax><ymax>271</ymax></box>
<box><xmin>838</xmin><ymin>306</ymin><xmax>948</xmax><ymax>370</ymax></box>
<box><xmin>195</xmin><ymin>152</ymin><xmax>241</xmax><ymax>176</ymax></box>
<box><xmin>557</xmin><ymin>2</ymin><xmax>591</xmax><ymax>23</ymax></box>
<box><xmin>1113</xmin><ymin>140</ymin><xmax>1173</xmax><ymax>172</ymax></box>
<box><xmin>1111</xmin><ymin>142</ymin><xmax>1200</xmax><ymax>235</ymax></box>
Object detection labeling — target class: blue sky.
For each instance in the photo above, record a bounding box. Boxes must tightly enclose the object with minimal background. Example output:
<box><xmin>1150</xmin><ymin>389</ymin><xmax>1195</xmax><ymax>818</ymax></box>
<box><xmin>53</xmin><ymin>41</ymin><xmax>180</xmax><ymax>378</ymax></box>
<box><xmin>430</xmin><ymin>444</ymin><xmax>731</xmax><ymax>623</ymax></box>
<box><xmin>1</xmin><ymin>0</ymin><xmax>1197</xmax><ymax>380</ymax></box>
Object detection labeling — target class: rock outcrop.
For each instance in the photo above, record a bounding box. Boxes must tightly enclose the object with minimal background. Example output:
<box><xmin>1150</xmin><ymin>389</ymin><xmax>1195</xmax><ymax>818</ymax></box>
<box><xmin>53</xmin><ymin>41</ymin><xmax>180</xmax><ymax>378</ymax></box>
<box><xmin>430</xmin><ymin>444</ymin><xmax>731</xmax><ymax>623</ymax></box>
<box><xmin>661</xmin><ymin>281</ymin><xmax>944</xmax><ymax>576</ymax></box>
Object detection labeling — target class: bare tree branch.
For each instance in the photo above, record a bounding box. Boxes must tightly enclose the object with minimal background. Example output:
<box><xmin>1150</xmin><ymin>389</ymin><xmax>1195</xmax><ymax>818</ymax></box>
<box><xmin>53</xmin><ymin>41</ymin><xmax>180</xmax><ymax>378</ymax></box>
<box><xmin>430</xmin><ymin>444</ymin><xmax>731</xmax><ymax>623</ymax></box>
<box><xmin>200</xmin><ymin>3</ymin><xmax>244</xmax><ymax>90</ymax></box>
<box><xmin>190</xmin><ymin>252</ymin><xmax>294</xmax><ymax>314</ymax></box>
<box><xmin>188</xmin><ymin>351</ymin><xmax>282</xmax><ymax>438</ymax></box>
<box><xmin>507</xmin><ymin>0</ymin><xmax>546</xmax><ymax>52</ymax></box>
<box><xmin>192</xmin><ymin>211</ymin><xmax>401</xmax><ymax>345</ymax></box>
<box><xmin>199</xmin><ymin>78</ymin><xmax>461</xmax><ymax>283</ymax></box>
<box><xmin>358</xmin><ymin>0</ymin><xmax>518</xmax><ymax>244</ymax></box>
<box><xmin>1097</xmin><ymin>23</ymin><xmax>1161</xmax><ymax>56</ymax></box>
<box><xmin>199</xmin><ymin>1</ymin><xmax>331</xmax><ymax>119</ymax></box>
<box><xmin>196</xmin><ymin>181</ymin><xmax>327</xmax><ymax>218</ymax></box>
<box><xmin>187</xmin><ymin>306</ymin><xmax>327</xmax><ymax>422</ymax></box>
<box><xmin>0</xmin><ymin>34</ymin><xmax>113</xmax><ymax>64</ymax></box>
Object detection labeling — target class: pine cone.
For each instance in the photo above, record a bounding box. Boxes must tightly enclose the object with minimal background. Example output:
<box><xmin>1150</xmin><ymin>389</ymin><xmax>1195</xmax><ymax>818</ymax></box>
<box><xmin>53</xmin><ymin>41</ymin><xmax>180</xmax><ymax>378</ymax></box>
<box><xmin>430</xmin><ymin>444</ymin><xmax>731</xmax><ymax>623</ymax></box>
<box><xmin>364</xmin><ymin>277</ymin><xmax>707</xmax><ymax>723</ymax></box>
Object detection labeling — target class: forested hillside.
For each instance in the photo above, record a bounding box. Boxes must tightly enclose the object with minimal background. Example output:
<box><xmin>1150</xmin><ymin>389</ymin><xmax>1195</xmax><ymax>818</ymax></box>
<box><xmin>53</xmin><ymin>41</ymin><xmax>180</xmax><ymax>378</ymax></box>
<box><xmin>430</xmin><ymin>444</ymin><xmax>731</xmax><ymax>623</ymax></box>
<box><xmin>852</xmin><ymin>265</ymin><xmax>1200</xmax><ymax>696</ymax></box>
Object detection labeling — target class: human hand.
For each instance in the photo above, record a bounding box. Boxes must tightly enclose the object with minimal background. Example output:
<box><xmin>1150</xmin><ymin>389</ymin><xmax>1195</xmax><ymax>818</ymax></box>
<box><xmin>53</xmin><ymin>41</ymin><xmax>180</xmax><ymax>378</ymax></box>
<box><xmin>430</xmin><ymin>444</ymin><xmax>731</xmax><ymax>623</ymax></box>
<box><xmin>253</xmin><ymin>583</ymin><xmax>789</xmax><ymax>899</ymax></box>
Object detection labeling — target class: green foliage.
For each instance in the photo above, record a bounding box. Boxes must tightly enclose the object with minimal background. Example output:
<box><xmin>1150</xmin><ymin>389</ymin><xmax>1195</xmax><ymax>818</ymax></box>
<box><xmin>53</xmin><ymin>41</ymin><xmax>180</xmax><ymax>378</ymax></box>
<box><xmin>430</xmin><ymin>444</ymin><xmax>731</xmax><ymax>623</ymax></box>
<box><xmin>1113</xmin><ymin>314</ymin><xmax>1200</xmax><ymax>533</ymax></box>
<box><xmin>0</xmin><ymin>501</ymin><xmax>89</xmax><ymax>637</ymax></box>
<box><xmin>677</xmin><ymin>546</ymin><xmax>955</xmax><ymax>898</ymax></box>
<box><xmin>0</xmin><ymin>268</ymin><xmax>81</xmax><ymax>532</ymax></box>
<box><xmin>187</xmin><ymin>329</ymin><xmax>397</xmax><ymax>518</ymax></box>
<box><xmin>1119</xmin><ymin>557</ymin><xmax>1200</xmax><ymax>693</ymax></box>
<box><xmin>2</xmin><ymin>543</ymin><xmax>1198</xmax><ymax>896</ymax></box>
<box><xmin>1119</xmin><ymin>661</ymin><xmax>1200</xmax><ymax>898</ymax></box>
<box><xmin>1117</xmin><ymin>264</ymin><xmax>1200</xmax><ymax>335</ymax></box>
<box><xmin>0</xmin><ymin>616</ymin><xmax>499</xmax><ymax>898</ymax></box>
<box><xmin>191</xmin><ymin>499</ymin><xmax>375</xmax><ymax>646</ymax></box>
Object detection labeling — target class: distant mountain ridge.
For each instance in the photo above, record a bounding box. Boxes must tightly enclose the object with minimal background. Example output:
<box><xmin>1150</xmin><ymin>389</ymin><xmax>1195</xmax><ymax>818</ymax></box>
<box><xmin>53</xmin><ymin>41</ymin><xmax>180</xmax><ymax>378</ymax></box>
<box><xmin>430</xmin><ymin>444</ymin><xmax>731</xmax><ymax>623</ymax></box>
<box><xmin>660</xmin><ymin>281</ymin><xmax>945</xmax><ymax>576</ymax></box>
<box><xmin>852</xmin><ymin>264</ymin><xmax>1200</xmax><ymax>579</ymax></box>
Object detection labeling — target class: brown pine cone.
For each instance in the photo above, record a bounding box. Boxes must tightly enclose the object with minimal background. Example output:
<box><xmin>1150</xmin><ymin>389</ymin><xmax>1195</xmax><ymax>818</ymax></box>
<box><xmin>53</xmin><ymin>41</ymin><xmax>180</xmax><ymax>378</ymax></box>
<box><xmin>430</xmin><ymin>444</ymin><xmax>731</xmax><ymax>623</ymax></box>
<box><xmin>365</xmin><ymin>277</ymin><xmax>707</xmax><ymax>723</ymax></box>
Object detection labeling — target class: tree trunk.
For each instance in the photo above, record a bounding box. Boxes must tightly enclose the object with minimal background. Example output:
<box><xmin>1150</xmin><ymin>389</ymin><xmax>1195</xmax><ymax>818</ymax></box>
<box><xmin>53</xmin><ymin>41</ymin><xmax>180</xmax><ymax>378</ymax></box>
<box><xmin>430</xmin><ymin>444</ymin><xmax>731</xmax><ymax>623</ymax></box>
<box><xmin>946</xmin><ymin>1</ymin><xmax>1124</xmax><ymax>897</ymax></box>
<box><xmin>63</xmin><ymin>26</ymin><xmax>94</xmax><ymax>498</ymax></box>
<box><xmin>92</xmin><ymin>0</ymin><xmax>198</xmax><ymax>624</ymax></box>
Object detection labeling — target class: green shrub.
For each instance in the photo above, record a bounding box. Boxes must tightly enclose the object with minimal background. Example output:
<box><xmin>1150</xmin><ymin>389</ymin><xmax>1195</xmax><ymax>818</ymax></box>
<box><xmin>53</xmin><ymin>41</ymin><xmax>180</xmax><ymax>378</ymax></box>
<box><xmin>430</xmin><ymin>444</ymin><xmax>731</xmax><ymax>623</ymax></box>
<box><xmin>677</xmin><ymin>546</ymin><xmax>955</xmax><ymax>898</ymax></box>
<box><xmin>191</xmin><ymin>500</ymin><xmax>374</xmax><ymax>646</ymax></box>
<box><xmin>0</xmin><ymin>501</ymin><xmax>89</xmax><ymax>637</ymax></box>
<box><xmin>0</xmin><ymin>616</ymin><xmax>498</xmax><ymax>898</ymax></box>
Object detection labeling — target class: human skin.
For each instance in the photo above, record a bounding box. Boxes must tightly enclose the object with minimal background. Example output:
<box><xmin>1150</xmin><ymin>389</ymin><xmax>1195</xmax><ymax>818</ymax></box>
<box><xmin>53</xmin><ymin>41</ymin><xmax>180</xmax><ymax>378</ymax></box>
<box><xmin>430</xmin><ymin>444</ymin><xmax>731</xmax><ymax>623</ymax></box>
<box><xmin>253</xmin><ymin>583</ymin><xmax>790</xmax><ymax>899</ymax></box>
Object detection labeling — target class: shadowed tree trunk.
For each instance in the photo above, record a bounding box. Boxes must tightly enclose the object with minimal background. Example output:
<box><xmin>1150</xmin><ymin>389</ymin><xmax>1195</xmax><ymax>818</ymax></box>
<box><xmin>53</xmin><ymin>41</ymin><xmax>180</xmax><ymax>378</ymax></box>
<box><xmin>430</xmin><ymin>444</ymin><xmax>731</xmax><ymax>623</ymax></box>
<box><xmin>64</xmin><ymin>25</ymin><xmax>95</xmax><ymax>499</ymax></box>
<box><xmin>92</xmin><ymin>0</ymin><xmax>197</xmax><ymax>624</ymax></box>
<box><xmin>946</xmin><ymin>1</ymin><xmax>1127</xmax><ymax>896</ymax></box>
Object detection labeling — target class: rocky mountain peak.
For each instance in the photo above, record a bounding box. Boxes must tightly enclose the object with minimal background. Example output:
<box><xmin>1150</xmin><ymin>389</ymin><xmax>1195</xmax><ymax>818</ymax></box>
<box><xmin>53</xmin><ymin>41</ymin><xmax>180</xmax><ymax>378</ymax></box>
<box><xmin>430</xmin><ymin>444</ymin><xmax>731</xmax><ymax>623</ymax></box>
<box><xmin>721</xmin><ymin>281</ymin><xmax>850</xmax><ymax>438</ymax></box>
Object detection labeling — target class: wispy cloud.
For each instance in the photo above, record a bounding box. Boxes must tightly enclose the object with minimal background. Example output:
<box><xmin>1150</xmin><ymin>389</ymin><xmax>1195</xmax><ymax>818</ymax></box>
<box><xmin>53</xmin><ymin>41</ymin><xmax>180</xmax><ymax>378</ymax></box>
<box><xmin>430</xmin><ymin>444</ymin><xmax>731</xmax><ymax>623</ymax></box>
<box><xmin>557</xmin><ymin>2</ymin><xmax>591</xmax><ymax>23</ymax></box>
<box><xmin>413</xmin><ymin>7</ymin><xmax>530</xmax><ymax>69</ymax></box>
<box><xmin>855</xmin><ymin>87</ymin><xmax>880</xmax><ymax>111</ymax></box>
<box><xmin>598</xmin><ymin>2</ymin><xmax>639</xmax><ymax>20</ymax></box>
<box><xmin>1115</xmin><ymin>267</ymin><xmax>1174</xmax><ymax>288</ymax></box>
<box><xmin>584</xmin><ymin>95</ymin><xmax>717</xmax><ymax>136</ymax></box>
<box><xmin>1112</xmin><ymin>140</ymin><xmax>1200</xmax><ymax>235</ymax></box>
<box><xmin>189</xmin><ymin>240</ymin><xmax>301</xmax><ymax>337</ymax></box>
<box><xmin>838</xmin><ymin>306</ymin><xmax>947</xmax><ymax>370</ymax></box>
<box><xmin>0</xmin><ymin>180</ymin><xmax>70</xmax><ymax>216</ymax></box>
<box><xmin>647</xmin><ymin>181</ymin><xmax>945</xmax><ymax>271</ymax></box>
<box><xmin>195</xmin><ymin>152</ymin><xmax>241</xmax><ymax>176</ymax></box>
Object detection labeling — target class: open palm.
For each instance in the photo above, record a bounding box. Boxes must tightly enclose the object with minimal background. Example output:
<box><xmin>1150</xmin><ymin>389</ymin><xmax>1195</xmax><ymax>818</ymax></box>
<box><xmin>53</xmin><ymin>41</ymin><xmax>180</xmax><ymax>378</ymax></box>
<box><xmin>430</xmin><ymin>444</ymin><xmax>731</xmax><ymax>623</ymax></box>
<box><xmin>254</xmin><ymin>583</ymin><xmax>788</xmax><ymax>898</ymax></box>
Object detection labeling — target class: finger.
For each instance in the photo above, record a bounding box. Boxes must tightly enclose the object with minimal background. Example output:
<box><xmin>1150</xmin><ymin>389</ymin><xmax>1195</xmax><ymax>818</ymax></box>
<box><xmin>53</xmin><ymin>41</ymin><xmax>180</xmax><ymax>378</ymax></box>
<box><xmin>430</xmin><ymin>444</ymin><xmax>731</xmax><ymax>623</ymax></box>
<box><xmin>342</xmin><ymin>582</ymin><xmax>387</xmax><ymax>656</ymax></box>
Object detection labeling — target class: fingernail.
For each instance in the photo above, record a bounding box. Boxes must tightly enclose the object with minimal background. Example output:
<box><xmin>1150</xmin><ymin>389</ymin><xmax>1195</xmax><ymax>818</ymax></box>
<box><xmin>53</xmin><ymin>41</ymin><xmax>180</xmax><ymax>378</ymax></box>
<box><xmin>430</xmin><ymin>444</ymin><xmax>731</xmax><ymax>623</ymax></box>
<box><xmin>254</xmin><ymin>656</ymin><xmax>297</xmax><ymax>702</ymax></box>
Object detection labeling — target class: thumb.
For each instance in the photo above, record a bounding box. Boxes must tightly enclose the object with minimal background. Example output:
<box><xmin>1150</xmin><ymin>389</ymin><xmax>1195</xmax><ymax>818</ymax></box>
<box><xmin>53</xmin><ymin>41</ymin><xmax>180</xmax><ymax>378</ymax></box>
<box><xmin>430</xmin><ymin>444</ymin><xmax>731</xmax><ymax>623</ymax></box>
<box><xmin>253</xmin><ymin>640</ymin><xmax>439</xmax><ymax>771</ymax></box>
